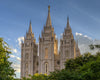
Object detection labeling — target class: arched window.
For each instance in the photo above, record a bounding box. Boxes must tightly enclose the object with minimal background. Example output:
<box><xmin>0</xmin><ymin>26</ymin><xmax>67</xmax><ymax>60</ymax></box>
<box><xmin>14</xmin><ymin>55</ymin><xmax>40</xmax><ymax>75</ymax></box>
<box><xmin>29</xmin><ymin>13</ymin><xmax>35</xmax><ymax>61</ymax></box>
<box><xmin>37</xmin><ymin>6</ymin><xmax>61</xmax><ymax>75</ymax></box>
<box><xmin>45</xmin><ymin>63</ymin><xmax>48</xmax><ymax>74</ymax></box>
<box><xmin>45</xmin><ymin>48</ymin><xmax>48</xmax><ymax>59</ymax></box>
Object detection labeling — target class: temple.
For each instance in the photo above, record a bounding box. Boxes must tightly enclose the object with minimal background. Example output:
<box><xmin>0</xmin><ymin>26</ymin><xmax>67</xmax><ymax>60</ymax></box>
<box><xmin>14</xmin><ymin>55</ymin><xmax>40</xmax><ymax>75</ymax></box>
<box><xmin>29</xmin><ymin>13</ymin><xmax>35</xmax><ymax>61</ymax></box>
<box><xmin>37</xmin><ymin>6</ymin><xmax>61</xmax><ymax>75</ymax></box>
<box><xmin>21</xmin><ymin>5</ymin><xmax>80</xmax><ymax>78</ymax></box>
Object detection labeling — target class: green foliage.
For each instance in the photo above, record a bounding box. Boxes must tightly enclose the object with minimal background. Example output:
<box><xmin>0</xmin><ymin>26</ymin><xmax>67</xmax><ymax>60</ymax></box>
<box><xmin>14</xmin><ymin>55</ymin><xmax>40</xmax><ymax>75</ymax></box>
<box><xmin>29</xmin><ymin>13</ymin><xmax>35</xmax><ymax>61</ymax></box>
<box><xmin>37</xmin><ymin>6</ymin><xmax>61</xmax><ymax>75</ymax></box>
<box><xmin>89</xmin><ymin>44</ymin><xmax>100</xmax><ymax>50</ymax></box>
<box><xmin>47</xmin><ymin>52</ymin><xmax>100</xmax><ymax>80</ymax></box>
<box><xmin>21</xmin><ymin>73</ymin><xmax>48</xmax><ymax>80</ymax></box>
<box><xmin>0</xmin><ymin>38</ymin><xmax>15</xmax><ymax>80</ymax></box>
<box><xmin>48</xmin><ymin>69</ymin><xmax>79</xmax><ymax>80</ymax></box>
<box><xmin>95</xmin><ymin>45</ymin><xmax>100</xmax><ymax>48</ymax></box>
<box><xmin>89</xmin><ymin>44</ymin><xmax>94</xmax><ymax>50</ymax></box>
<box><xmin>21</xmin><ymin>52</ymin><xmax>100</xmax><ymax>80</ymax></box>
<box><xmin>65</xmin><ymin>52</ymin><xmax>95</xmax><ymax>71</ymax></box>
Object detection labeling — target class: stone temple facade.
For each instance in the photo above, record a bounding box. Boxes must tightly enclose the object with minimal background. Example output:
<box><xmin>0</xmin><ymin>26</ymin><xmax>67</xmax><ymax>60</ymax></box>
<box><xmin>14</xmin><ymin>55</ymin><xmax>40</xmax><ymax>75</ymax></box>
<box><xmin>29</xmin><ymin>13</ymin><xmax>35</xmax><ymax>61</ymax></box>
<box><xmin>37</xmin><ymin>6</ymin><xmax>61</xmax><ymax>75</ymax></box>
<box><xmin>21</xmin><ymin>6</ymin><xmax>80</xmax><ymax>78</ymax></box>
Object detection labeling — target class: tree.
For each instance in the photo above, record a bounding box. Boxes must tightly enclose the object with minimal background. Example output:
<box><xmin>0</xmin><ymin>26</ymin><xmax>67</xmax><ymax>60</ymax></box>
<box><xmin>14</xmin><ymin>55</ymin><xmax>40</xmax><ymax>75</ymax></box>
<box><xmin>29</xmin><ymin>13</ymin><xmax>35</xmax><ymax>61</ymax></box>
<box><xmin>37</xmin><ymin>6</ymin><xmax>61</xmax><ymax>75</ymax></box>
<box><xmin>48</xmin><ymin>52</ymin><xmax>100</xmax><ymax>80</ymax></box>
<box><xmin>0</xmin><ymin>38</ymin><xmax>15</xmax><ymax>80</ymax></box>
<box><xmin>89</xmin><ymin>44</ymin><xmax>100</xmax><ymax>51</ymax></box>
<box><xmin>17</xmin><ymin>52</ymin><xmax>100</xmax><ymax>80</ymax></box>
<box><xmin>21</xmin><ymin>73</ymin><xmax>48</xmax><ymax>80</ymax></box>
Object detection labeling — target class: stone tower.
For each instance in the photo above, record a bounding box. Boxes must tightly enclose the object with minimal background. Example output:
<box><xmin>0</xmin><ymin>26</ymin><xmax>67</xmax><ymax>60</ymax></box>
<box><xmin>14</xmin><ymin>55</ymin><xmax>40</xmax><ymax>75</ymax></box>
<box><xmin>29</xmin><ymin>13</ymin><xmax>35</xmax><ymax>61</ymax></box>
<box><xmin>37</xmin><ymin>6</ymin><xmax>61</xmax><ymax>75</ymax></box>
<box><xmin>21</xmin><ymin>22</ymin><xmax>38</xmax><ymax>78</ymax></box>
<box><xmin>76</xmin><ymin>41</ymin><xmax>81</xmax><ymax>57</ymax></box>
<box><xmin>21</xmin><ymin>6</ymin><xmax>81</xmax><ymax>78</ymax></box>
<box><xmin>60</xmin><ymin>17</ymin><xmax>80</xmax><ymax>69</ymax></box>
<box><xmin>38</xmin><ymin>6</ymin><xmax>59</xmax><ymax>75</ymax></box>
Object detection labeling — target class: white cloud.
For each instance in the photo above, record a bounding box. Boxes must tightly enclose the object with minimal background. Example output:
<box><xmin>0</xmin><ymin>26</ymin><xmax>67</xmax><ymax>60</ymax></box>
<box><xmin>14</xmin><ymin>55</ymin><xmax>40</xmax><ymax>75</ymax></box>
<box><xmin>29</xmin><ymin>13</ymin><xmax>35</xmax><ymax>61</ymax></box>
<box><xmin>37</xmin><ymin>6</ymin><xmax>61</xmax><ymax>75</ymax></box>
<box><xmin>17</xmin><ymin>37</ymin><xmax>24</xmax><ymax>47</ymax></box>
<box><xmin>84</xmin><ymin>35</ymin><xmax>88</xmax><ymax>37</ymax></box>
<box><xmin>10</xmin><ymin>55</ymin><xmax>21</xmax><ymax>61</ymax></box>
<box><xmin>10</xmin><ymin>55</ymin><xmax>16</xmax><ymax>58</ymax></box>
<box><xmin>75</xmin><ymin>32</ymin><xmax>100</xmax><ymax>54</ymax></box>
<box><xmin>84</xmin><ymin>35</ymin><xmax>92</xmax><ymax>40</ymax></box>
<box><xmin>10</xmin><ymin>46</ymin><xmax>18</xmax><ymax>54</ymax></box>
<box><xmin>16</xmin><ymin>57</ymin><xmax>21</xmax><ymax>61</ymax></box>
<box><xmin>12</xmin><ymin>64</ymin><xmax>20</xmax><ymax>72</ymax></box>
<box><xmin>76</xmin><ymin>32</ymin><xmax>92</xmax><ymax>40</ymax></box>
<box><xmin>60</xmin><ymin>33</ymin><xmax>63</xmax><ymax>36</ymax></box>
<box><xmin>10</xmin><ymin>55</ymin><xmax>21</xmax><ymax>74</ymax></box>
<box><xmin>12</xmin><ymin>48</ymin><xmax>17</xmax><ymax>53</ymax></box>
<box><xmin>93</xmin><ymin>40</ymin><xmax>100</xmax><ymax>45</ymax></box>
<box><xmin>8</xmin><ymin>38</ymin><xmax>11</xmax><ymax>41</ymax></box>
<box><xmin>9</xmin><ymin>37</ymin><xmax>23</xmax><ymax>78</ymax></box>
<box><xmin>76</xmin><ymin>32</ymin><xmax>82</xmax><ymax>36</ymax></box>
<box><xmin>60</xmin><ymin>33</ymin><xmax>63</xmax><ymax>39</ymax></box>
<box><xmin>16</xmin><ymin>68</ymin><xmax>20</xmax><ymax>73</ymax></box>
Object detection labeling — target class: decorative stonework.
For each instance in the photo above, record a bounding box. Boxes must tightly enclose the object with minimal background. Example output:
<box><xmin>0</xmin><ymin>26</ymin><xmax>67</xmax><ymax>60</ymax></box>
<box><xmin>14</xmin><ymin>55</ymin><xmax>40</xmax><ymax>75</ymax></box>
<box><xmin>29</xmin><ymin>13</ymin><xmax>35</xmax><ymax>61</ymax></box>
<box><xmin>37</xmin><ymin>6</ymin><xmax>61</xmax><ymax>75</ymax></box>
<box><xmin>59</xmin><ymin>17</ymin><xmax>80</xmax><ymax>69</ymax></box>
<box><xmin>38</xmin><ymin>6</ymin><xmax>59</xmax><ymax>75</ymax></box>
<box><xmin>21</xmin><ymin>6</ymin><xmax>81</xmax><ymax>78</ymax></box>
<box><xmin>21</xmin><ymin>22</ymin><xmax>38</xmax><ymax>78</ymax></box>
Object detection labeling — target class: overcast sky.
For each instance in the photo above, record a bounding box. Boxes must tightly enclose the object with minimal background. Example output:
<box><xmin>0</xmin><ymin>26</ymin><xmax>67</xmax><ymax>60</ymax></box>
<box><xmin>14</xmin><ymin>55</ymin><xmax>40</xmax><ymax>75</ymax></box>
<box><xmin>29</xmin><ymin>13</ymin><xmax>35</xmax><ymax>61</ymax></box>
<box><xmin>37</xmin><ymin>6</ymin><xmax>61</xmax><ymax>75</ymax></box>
<box><xmin>0</xmin><ymin>0</ymin><xmax>100</xmax><ymax>78</ymax></box>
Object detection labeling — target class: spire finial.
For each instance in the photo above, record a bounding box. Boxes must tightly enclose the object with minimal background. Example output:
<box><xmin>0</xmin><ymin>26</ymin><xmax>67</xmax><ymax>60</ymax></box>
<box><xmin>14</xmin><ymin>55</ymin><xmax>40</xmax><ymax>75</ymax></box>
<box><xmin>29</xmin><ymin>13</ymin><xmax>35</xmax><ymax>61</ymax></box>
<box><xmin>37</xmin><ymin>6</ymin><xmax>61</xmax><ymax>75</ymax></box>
<box><xmin>28</xmin><ymin>20</ymin><xmax>32</xmax><ymax>33</ymax></box>
<box><xmin>67</xmin><ymin>16</ymin><xmax>70</xmax><ymax>28</ymax></box>
<box><xmin>46</xmin><ymin>5</ymin><xmax>52</xmax><ymax>27</ymax></box>
<box><xmin>48</xmin><ymin>5</ymin><xmax>50</xmax><ymax>12</ymax></box>
<box><xmin>67</xmin><ymin>16</ymin><xmax>69</xmax><ymax>22</ymax></box>
<box><xmin>30</xmin><ymin>20</ymin><xmax>31</xmax><ymax>25</ymax></box>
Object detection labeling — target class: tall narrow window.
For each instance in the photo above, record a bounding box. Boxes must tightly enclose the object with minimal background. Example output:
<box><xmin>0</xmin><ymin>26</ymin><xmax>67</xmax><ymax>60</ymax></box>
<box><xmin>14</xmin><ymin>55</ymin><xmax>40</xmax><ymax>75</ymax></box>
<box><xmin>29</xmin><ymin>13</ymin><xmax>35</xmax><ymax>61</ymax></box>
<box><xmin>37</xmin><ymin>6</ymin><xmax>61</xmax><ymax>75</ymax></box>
<box><xmin>65</xmin><ymin>50</ymin><xmax>69</xmax><ymax>58</ymax></box>
<box><xmin>45</xmin><ymin>48</ymin><xmax>48</xmax><ymax>59</ymax></box>
<box><xmin>25</xmin><ymin>53</ymin><xmax>28</xmax><ymax>59</ymax></box>
<box><xmin>45</xmin><ymin>63</ymin><xmax>48</xmax><ymax>74</ymax></box>
<box><xmin>25</xmin><ymin>63</ymin><xmax>28</xmax><ymax>70</ymax></box>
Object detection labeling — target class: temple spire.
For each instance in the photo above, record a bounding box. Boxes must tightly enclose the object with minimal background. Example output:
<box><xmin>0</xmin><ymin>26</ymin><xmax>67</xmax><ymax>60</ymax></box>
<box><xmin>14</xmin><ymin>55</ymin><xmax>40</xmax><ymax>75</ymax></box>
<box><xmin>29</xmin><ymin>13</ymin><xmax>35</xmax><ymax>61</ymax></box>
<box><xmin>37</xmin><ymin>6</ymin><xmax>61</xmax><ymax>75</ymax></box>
<box><xmin>46</xmin><ymin>5</ymin><xmax>52</xmax><ymax>27</ymax></box>
<box><xmin>67</xmin><ymin>16</ymin><xmax>70</xmax><ymax>28</ymax></box>
<box><xmin>28</xmin><ymin>21</ymin><xmax>32</xmax><ymax>33</ymax></box>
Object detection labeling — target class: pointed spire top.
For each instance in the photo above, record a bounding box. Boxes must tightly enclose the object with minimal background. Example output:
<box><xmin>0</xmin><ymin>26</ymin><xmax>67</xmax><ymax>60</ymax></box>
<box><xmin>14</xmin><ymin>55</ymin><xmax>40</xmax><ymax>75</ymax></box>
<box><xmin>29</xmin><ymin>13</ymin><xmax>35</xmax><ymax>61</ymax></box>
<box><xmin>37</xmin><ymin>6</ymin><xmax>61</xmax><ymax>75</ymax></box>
<box><xmin>67</xmin><ymin>16</ymin><xmax>70</xmax><ymax>28</ymax></box>
<box><xmin>30</xmin><ymin>20</ymin><xmax>31</xmax><ymax>25</ymax></box>
<box><xmin>67</xmin><ymin>16</ymin><xmax>69</xmax><ymax>22</ymax></box>
<box><xmin>28</xmin><ymin>20</ymin><xmax>32</xmax><ymax>33</ymax></box>
<box><xmin>46</xmin><ymin>5</ymin><xmax>52</xmax><ymax>27</ymax></box>
<box><xmin>48</xmin><ymin>5</ymin><xmax>50</xmax><ymax>12</ymax></box>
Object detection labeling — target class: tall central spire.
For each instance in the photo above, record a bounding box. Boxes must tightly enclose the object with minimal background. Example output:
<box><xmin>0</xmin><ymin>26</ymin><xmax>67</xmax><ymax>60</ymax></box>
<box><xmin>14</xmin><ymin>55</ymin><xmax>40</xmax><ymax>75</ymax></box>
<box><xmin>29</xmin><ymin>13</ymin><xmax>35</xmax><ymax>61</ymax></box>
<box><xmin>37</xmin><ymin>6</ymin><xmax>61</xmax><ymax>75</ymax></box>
<box><xmin>67</xmin><ymin>17</ymin><xmax>70</xmax><ymax>28</ymax></box>
<box><xmin>46</xmin><ymin>5</ymin><xmax>52</xmax><ymax>27</ymax></box>
<box><xmin>28</xmin><ymin>21</ymin><xmax>32</xmax><ymax>33</ymax></box>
